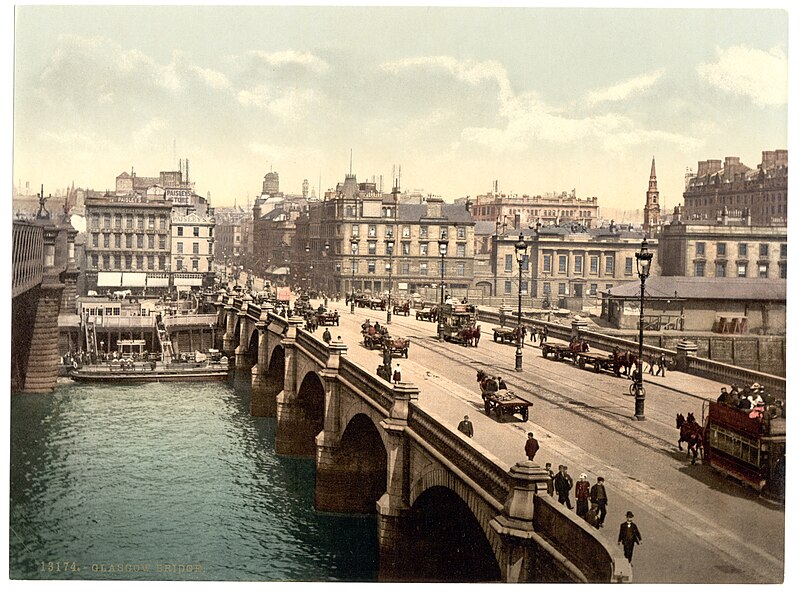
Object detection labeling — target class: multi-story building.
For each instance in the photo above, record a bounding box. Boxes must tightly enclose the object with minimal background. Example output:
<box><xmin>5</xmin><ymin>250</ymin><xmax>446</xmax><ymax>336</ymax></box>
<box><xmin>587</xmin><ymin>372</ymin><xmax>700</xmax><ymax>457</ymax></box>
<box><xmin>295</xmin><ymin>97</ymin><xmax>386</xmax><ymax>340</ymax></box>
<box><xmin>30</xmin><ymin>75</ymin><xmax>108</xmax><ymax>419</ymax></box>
<box><xmin>682</xmin><ymin>149</ymin><xmax>787</xmax><ymax>225</ymax></box>
<box><xmin>471</xmin><ymin>185</ymin><xmax>600</xmax><ymax>229</ymax></box>
<box><xmin>491</xmin><ymin>222</ymin><xmax>659</xmax><ymax>310</ymax></box>
<box><xmin>294</xmin><ymin>173</ymin><xmax>475</xmax><ymax>298</ymax></box>
<box><xmin>214</xmin><ymin>206</ymin><xmax>251</xmax><ymax>259</ymax></box>
<box><xmin>657</xmin><ymin>216</ymin><xmax>787</xmax><ymax>280</ymax></box>
<box><xmin>262</xmin><ymin>171</ymin><xmax>280</xmax><ymax>195</ymax></box>
<box><xmin>84</xmin><ymin>165</ymin><xmax>215</xmax><ymax>294</ymax></box>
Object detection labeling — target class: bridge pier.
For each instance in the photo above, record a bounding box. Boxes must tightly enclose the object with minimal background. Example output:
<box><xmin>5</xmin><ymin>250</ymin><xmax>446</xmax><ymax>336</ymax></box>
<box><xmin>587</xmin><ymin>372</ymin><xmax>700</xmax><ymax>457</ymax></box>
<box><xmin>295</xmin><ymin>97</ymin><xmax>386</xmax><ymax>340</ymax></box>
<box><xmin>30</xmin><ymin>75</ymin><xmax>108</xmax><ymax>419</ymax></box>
<box><xmin>275</xmin><ymin>317</ymin><xmax>311</xmax><ymax>455</ymax></box>
<box><xmin>251</xmin><ymin>305</ymin><xmax>276</xmax><ymax>416</ymax></box>
<box><xmin>222</xmin><ymin>298</ymin><xmax>237</xmax><ymax>354</ymax></box>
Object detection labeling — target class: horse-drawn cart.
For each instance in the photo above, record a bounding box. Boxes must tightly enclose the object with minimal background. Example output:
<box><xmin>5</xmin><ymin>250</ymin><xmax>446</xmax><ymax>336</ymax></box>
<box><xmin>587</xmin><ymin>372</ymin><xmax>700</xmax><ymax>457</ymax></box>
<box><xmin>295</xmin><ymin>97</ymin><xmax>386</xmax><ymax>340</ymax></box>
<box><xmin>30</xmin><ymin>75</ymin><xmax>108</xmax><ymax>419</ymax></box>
<box><xmin>362</xmin><ymin>331</ymin><xmax>385</xmax><ymax>350</ymax></box>
<box><xmin>392</xmin><ymin>302</ymin><xmax>411</xmax><ymax>316</ymax></box>
<box><xmin>385</xmin><ymin>336</ymin><xmax>410</xmax><ymax>358</ymax></box>
<box><xmin>316</xmin><ymin>311</ymin><xmax>340</xmax><ymax>326</ymax></box>
<box><xmin>574</xmin><ymin>352</ymin><xmax>617</xmax><ymax>373</ymax></box>
<box><xmin>482</xmin><ymin>390</ymin><xmax>532</xmax><ymax>421</ymax></box>
<box><xmin>416</xmin><ymin>306</ymin><xmax>437</xmax><ymax>321</ymax></box>
<box><xmin>492</xmin><ymin>326</ymin><xmax>519</xmax><ymax>344</ymax></box>
<box><xmin>541</xmin><ymin>343</ymin><xmax>577</xmax><ymax>361</ymax></box>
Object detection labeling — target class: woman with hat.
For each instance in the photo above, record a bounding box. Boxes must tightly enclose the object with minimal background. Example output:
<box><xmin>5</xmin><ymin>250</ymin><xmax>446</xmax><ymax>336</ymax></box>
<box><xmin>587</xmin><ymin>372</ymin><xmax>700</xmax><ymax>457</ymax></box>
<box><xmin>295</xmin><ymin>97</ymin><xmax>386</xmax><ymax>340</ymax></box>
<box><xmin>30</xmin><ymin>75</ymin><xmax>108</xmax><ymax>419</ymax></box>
<box><xmin>575</xmin><ymin>473</ymin><xmax>591</xmax><ymax>518</ymax></box>
<box><xmin>618</xmin><ymin>511</ymin><xmax>643</xmax><ymax>564</ymax></box>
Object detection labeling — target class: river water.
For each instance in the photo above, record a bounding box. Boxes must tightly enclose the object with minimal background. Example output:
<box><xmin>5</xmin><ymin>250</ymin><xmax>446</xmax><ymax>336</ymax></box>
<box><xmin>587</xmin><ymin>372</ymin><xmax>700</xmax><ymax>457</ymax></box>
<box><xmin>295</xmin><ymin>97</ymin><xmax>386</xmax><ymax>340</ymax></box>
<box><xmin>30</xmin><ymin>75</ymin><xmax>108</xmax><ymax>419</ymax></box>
<box><xmin>9</xmin><ymin>377</ymin><xmax>378</xmax><ymax>581</ymax></box>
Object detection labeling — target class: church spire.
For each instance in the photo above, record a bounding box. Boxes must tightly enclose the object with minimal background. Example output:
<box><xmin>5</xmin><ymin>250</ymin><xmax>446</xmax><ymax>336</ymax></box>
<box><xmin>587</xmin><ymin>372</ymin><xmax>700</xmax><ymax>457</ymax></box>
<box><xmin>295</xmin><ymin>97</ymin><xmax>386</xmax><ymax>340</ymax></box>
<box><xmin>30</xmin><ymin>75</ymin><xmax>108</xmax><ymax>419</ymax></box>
<box><xmin>643</xmin><ymin>157</ymin><xmax>661</xmax><ymax>234</ymax></box>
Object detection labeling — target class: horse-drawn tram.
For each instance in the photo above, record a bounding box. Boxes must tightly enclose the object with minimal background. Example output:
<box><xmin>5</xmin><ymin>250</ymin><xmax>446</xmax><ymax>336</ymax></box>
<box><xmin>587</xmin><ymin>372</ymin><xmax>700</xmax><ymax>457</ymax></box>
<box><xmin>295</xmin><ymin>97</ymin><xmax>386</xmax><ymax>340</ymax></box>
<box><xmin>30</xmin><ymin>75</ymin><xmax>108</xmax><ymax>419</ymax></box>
<box><xmin>703</xmin><ymin>402</ymin><xmax>785</xmax><ymax>495</ymax></box>
<box><xmin>476</xmin><ymin>370</ymin><xmax>533</xmax><ymax>421</ymax></box>
<box><xmin>440</xmin><ymin>303</ymin><xmax>477</xmax><ymax>345</ymax></box>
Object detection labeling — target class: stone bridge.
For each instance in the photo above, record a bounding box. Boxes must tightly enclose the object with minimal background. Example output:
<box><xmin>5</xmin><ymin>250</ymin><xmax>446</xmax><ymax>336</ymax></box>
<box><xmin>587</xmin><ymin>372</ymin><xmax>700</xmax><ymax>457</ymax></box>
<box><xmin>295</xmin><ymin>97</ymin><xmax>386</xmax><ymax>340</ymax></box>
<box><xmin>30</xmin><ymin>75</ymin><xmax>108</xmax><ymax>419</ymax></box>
<box><xmin>217</xmin><ymin>295</ymin><xmax>630</xmax><ymax>583</ymax></box>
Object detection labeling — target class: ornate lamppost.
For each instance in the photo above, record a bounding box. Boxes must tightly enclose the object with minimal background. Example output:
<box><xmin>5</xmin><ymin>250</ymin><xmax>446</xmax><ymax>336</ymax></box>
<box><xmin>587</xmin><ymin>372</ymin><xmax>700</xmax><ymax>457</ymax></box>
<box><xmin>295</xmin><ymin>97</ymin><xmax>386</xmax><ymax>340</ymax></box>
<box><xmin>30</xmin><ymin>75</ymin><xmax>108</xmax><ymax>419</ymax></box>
<box><xmin>350</xmin><ymin>236</ymin><xmax>359</xmax><ymax>314</ymax></box>
<box><xmin>514</xmin><ymin>233</ymin><xmax>527</xmax><ymax>372</ymax></box>
<box><xmin>634</xmin><ymin>238</ymin><xmax>653</xmax><ymax>421</ymax></box>
<box><xmin>437</xmin><ymin>231</ymin><xmax>448</xmax><ymax>341</ymax></box>
<box><xmin>385</xmin><ymin>237</ymin><xmax>395</xmax><ymax>324</ymax></box>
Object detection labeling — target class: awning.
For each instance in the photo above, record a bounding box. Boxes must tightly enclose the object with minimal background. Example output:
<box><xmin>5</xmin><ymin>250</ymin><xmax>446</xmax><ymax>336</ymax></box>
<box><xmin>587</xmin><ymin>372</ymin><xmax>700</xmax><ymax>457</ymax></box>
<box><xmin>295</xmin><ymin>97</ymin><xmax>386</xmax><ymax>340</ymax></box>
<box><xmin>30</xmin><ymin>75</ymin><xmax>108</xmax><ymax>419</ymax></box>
<box><xmin>270</xmin><ymin>267</ymin><xmax>290</xmax><ymax>275</ymax></box>
<box><xmin>97</xmin><ymin>272</ymin><xmax>122</xmax><ymax>287</ymax></box>
<box><xmin>147</xmin><ymin>276</ymin><xmax>169</xmax><ymax>287</ymax></box>
<box><xmin>122</xmin><ymin>272</ymin><xmax>147</xmax><ymax>287</ymax></box>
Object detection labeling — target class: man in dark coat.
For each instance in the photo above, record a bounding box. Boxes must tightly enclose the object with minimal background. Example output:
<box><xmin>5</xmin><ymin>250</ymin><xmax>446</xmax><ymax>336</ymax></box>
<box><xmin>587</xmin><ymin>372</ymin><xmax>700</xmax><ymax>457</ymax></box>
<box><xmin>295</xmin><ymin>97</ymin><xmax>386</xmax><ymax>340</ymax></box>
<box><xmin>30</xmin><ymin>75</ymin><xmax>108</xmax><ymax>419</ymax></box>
<box><xmin>554</xmin><ymin>465</ymin><xmax>574</xmax><ymax>509</ymax></box>
<box><xmin>590</xmin><ymin>476</ymin><xmax>609</xmax><ymax>527</ymax></box>
<box><xmin>618</xmin><ymin>511</ymin><xmax>643</xmax><ymax>563</ymax></box>
<box><xmin>457</xmin><ymin>415</ymin><xmax>473</xmax><ymax>438</ymax></box>
<box><xmin>524</xmin><ymin>432</ymin><xmax>540</xmax><ymax>461</ymax></box>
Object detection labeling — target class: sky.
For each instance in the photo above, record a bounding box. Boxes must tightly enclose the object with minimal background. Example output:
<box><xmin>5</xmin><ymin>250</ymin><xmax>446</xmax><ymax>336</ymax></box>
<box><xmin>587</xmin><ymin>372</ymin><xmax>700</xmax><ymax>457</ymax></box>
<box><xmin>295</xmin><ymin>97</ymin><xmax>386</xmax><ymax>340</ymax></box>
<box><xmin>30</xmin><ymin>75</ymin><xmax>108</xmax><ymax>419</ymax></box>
<box><xmin>10</xmin><ymin>4</ymin><xmax>791</xmax><ymax>217</ymax></box>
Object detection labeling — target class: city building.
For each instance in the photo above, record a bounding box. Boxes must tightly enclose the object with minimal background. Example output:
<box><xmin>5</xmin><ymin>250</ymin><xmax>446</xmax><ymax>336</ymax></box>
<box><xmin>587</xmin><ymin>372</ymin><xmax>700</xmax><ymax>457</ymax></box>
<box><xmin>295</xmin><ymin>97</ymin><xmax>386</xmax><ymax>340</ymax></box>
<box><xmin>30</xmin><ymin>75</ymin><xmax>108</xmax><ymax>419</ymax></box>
<box><xmin>682</xmin><ymin>150</ymin><xmax>787</xmax><ymax>225</ymax></box>
<box><xmin>471</xmin><ymin>183</ymin><xmax>600</xmax><ymax>229</ymax></box>
<box><xmin>491</xmin><ymin>222</ymin><xmax>659</xmax><ymax>311</ymax></box>
<box><xmin>170</xmin><ymin>211</ymin><xmax>215</xmax><ymax>290</ymax></box>
<box><xmin>214</xmin><ymin>206</ymin><xmax>251</xmax><ymax>259</ymax></box>
<box><xmin>657</xmin><ymin>216</ymin><xmax>787</xmax><ymax>280</ymax></box>
<box><xmin>294</xmin><ymin>173</ymin><xmax>475</xmax><ymax>298</ymax></box>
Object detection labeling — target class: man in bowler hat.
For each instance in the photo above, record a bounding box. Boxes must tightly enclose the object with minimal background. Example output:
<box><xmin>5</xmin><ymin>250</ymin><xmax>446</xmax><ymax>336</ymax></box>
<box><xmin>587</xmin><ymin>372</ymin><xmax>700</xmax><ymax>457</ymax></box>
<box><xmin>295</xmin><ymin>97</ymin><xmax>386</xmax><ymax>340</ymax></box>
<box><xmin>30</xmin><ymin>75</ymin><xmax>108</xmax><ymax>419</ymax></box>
<box><xmin>618</xmin><ymin>511</ymin><xmax>643</xmax><ymax>563</ymax></box>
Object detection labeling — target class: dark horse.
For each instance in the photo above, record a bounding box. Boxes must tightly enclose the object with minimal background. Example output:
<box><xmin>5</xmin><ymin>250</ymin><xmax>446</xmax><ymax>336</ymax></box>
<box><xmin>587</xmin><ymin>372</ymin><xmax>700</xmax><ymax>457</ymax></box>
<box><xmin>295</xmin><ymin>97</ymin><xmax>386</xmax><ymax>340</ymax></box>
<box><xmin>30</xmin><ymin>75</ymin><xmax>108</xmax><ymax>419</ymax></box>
<box><xmin>676</xmin><ymin>413</ymin><xmax>704</xmax><ymax>464</ymax></box>
<box><xmin>612</xmin><ymin>349</ymin><xmax>638</xmax><ymax>377</ymax></box>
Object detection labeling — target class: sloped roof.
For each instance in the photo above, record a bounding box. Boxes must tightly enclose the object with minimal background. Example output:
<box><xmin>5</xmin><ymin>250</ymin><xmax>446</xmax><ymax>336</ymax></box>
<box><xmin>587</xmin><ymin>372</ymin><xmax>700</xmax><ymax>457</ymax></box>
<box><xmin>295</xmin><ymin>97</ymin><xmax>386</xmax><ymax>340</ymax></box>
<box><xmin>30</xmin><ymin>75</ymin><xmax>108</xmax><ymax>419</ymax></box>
<box><xmin>397</xmin><ymin>202</ymin><xmax>473</xmax><ymax>223</ymax></box>
<box><xmin>606</xmin><ymin>276</ymin><xmax>786</xmax><ymax>301</ymax></box>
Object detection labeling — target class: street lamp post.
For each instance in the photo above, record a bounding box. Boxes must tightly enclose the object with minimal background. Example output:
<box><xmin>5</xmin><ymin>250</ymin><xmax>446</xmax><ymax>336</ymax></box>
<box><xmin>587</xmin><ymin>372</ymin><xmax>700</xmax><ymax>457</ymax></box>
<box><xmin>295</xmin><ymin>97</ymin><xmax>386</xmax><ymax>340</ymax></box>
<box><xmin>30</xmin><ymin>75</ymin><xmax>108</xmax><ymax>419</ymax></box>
<box><xmin>350</xmin><ymin>237</ymin><xmax>358</xmax><ymax>315</ymax></box>
<box><xmin>386</xmin><ymin>237</ymin><xmax>395</xmax><ymax>324</ymax></box>
<box><xmin>304</xmin><ymin>243</ymin><xmax>310</xmax><ymax>292</ymax></box>
<box><xmin>437</xmin><ymin>232</ymin><xmax>448</xmax><ymax>341</ymax></box>
<box><xmin>514</xmin><ymin>233</ymin><xmax>527</xmax><ymax>372</ymax></box>
<box><xmin>634</xmin><ymin>238</ymin><xmax>653</xmax><ymax>421</ymax></box>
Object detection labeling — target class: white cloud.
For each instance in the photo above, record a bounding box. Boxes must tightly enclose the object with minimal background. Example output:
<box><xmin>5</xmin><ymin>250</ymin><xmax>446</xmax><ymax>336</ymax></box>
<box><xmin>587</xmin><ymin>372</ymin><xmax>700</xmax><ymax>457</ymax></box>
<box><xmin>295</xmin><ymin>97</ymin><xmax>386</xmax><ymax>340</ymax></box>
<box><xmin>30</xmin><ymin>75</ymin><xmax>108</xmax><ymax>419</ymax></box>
<box><xmin>237</xmin><ymin>86</ymin><xmax>318</xmax><ymax>120</ymax></box>
<box><xmin>697</xmin><ymin>45</ymin><xmax>787</xmax><ymax>107</ymax></box>
<box><xmin>248</xmin><ymin>50</ymin><xmax>329</xmax><ymax>74</ymax></box>
<box><xmin>585</xmin><ymin>69</ymin><xmax>665</xmax><ymax>106</ymax></box>
<box><xmin>189</xmin><ymin>64</ymin><xmax>231</xmax><ymax>89</ymax></box>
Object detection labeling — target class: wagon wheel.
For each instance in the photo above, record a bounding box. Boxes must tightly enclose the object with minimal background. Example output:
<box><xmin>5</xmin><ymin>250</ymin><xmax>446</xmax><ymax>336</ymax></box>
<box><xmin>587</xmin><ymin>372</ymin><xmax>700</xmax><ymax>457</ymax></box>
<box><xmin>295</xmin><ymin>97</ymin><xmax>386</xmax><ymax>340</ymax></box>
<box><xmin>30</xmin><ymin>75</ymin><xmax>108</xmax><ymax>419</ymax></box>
<box><xmin>578</xmin><ymin>357</ymin><xmax>586</xmax><ymax>369</ymax></box>
<box><xmin>404</xmin><ymin>348</ymin><xmax>408</xmax><ymax>358</ymax></box>
<box><xmin>484</xmin><ymin>400</ymin><xmax>491</xmax><ymax>416</ymax></box>
<box><xmin>494</xmin><ymin>333</ymin><xmax>499</xmax><ymax>342</ymax></box>
<box><xmin>594</xmin><ymin>361</ymin><xmax>600</xmax><ymax>373</ymax></box>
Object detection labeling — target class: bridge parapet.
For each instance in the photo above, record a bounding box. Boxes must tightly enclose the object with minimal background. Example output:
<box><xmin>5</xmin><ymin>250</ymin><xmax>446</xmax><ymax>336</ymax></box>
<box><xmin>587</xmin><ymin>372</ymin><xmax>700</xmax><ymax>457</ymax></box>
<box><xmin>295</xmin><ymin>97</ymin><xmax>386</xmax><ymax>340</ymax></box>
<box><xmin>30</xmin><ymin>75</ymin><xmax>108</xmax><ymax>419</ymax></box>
<box><xmin>12</xmin><ymin>222</ymin><xmax>45</xmax><ymax>299</ymax></box>
<box><xmin>339</xmin><ymin>358</ymin><xmax>394</xmax><ymax>414</ymax></box>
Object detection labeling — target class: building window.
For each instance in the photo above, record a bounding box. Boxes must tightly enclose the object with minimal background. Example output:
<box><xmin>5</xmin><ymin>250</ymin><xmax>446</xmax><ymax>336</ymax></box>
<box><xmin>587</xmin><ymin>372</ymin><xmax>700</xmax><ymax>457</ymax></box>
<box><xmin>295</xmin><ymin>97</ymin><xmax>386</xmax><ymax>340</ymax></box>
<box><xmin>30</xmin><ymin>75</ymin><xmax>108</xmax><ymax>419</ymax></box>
<box><xmin>558</xmin><ymin>255</ymin><xmax>567</xmax><ymax>274</ymax></box>
<box><xmin>419</xmin><ymin>226</ymin><xmax>428</xmax><ymax>239</ymax></box>
<box><xmin>351</xmin><ymin>224</ymin><xmax>359</xmax><ymax>237</ymax></box>
<box><xmin>176</xmin><ymin>259</ymin><xmax>183</xmax><ymax>271</ymax></box>
<box><xmin>92</xmin><ymin>233</ymin><xmax>99</xmax><ymax>248</ymax></box>
<box><xmin>137</xmin><ymin>215</ymin><xmax>144</xmax><ymax>229</ymax></box>
<box><xmin>402</xmin><ymin>242</ymin><xmax>410</xmax><ymax>256</ymax></box>
<box><xmin>694</xmin><ymin>261</ymin><xmax>706</xmax><ymax>276</ymax></box>
<box><xmin>159</xmin><ymin>236</ymin><xmax>166</xmax><ymax>250</ymax></box>
<box><xmin>102</xmin><ymin>233</ymin><xmax>109</xmax><ymax>248</ymax></box>
<box><xmin>368</xmin><ymin>241</ymin><xmax>377</xmax><ymax>255</ymax></box>
<box><xmin>126</xmin><ymin>214</ymin><xmax>133</xmax><ymax>229</ymax></box>
<box><xmin>192</xmin><ymin>259</ymin><xmax>199</xmax><ymax>271</ymax></box>
<box><xmin>715</xmin><ymin>263</ymin><xmax>726</xmax><ymax>277</ymax></box>
<box><xmin>402</xmin><ymin>226</ymin><xmax>410</xmax><ymax>238</ymax></box>
<box><xmin>193</xmin><ymin>242</ymin><xmax>199</xmax><ymax>254</ymax></box>
<box><xmin>558</xmin><ymin>283</ymin><xmax>566</xmax><ymax>295</ymax></box>
<box><xmin>103</xmin><ymin>215</ymin><xmax>111</xmax><ymax>228</ymax></box>
<box><xmin>780</xmin><ymin>243</ymin><xmax>787</xmax><ymax>258</ymax></box>
<box><xmin>159</xmin><ymin>216</ymin><xmax>167</xmax><ymax>230</ymax></box>
<box><xmin>504</xmin><ymin>280</ymin><xmax>512</xmax><ymax>294</ymax></box>
<box><xmin>716</xmin><ymin>243</ymin><xmax>726</xmax><ymax>257</ymax></box>
<box><xmin>696</xmin><ymin>242</ymin><xmax>705</xmax><ymax>256</ymax></box>
<box><xmin>126</xmin><ymin>234</ymin><xmax>132</xmax><ymax>248</ymax></box>
<box><xmin>148</xmin><ymin>256</ymin><xmax>154</xmax><ymax>270</ymax></box>
<box><xmin>177</xmin><ymin>242</ymin><xmax>183</xmax><ymax>254</ymax></box>
<box><xmin>420</xmin><ymin>262</ymin><xmax>428</xmax><ymax>276</ymax></box>
<box><xmin>543</xmin><ymin>282</ymin><xmax>551</xmax><ymax>295</ymax></box>
<box><xmin>457</xmin><ymin>244</ymin><xmax>466</xmax><ymax>257</ymax></box>
<box><xmin>590</xmin><ymin>256</ymin><xmax>599</xmax><ymax>274</ymax></box>
<box><xmin>779</xmin><ymin>262</ymin><xmax>787</xmax><ymax>279</ymax></box>
<box><xmin>113</xmin><ymin>255</ymin><xmax>120</xmax><ymax>269</ymax></box>
<box><xmin>521</xmin><ymin>280</ymin><xmax>528</xmax><ymax>294</ymax></box>
<box><xmin>148</xmin><ymin>235</ymin><xmax>155</xmax><ymax>249</ymax></box>
<box><xmin>91</xmin><ymin>214</ymin><xmax>100</xmax><ymax>229</ymax></box>
<box><xmin>420</xmin><ymin>244</ymin><xmax>429</xmax><ymax>256</ymax></box>
<box><xmin>114</xmin><ymin>234</ymin><xmax>121</xmax><ymax>248</ymax></box>
<box><xmin>401</xmin><ymin>262</ymin><xmax>409</xmax><ymax>274</ymax></box>
<box><xmin>148</xmin><ymin>215</ymin><xmax>155</xmax><ymax>229</ymax></box>
<box><xmin>125</xmin><ymin>255</ymin><xmax>132</xmax><ymax>270</ymax></box>
<box><xmin>758</xmin><ymin>264</ymin><xmax>768</xmax><ymax>278</ymax></box>
<box><xmin>457</xmin><ymin>227</ymin><xmax>466</xmax><ymax>240</ymax></box>
<box><xmin>738</xmin><ymin>243</ymin><xmax>747</xmax><ymax>257</ymax></box>
<box><xmin>177</xmin><ymin>227</ymin><xmax>183</xmax><ymax>236</ymax></box>
<box><xmin>439</xmin><ymin>227</ymin><xmax>448</xmax><ymax>240</ymax></box>
<box><xmin>625</xmin><ymin>257</ymin><xmax>633</xmax><ymax>275</ymax></box>
<box><xmin>737</xmin><ymin>264</ymin><xmax>747</xmax><ymax>277</ymax></box>
<box><xmin>368</xmin><ymin>225</ymin><xmax>376</xmax><ymax>238</ymax></box>
<box><xmin>505</xmin><ymin>254</ymin><xmax>513</xmax><ymax>272</ymax></box>
<box><xmin>457</xmin><ymin>262</ymin><xmax>465</xmax><ymax>277</ymax></box>
<box><xmin>385</xmin><ymin>225</ymin><xmax>394</xmax><ymax>238</ymax></box>
<box><xmin>574</xmin><ymin>255</ymin><xmax>583</xmax><ymax>274</ymax></box>
<box><xmin>159</xmin><ymin>255</ymin><xmax>166</xmax><ymax>270</ymax></box>
<box><xmin>605</xmin><ymin>256</ymin><xmax>614</xmax><ymax>274</ymax></box>
<box><xmin>114</xmin><ymin>214</ymin><xmax>122</xmax><ymax>229</ymax></box>
<box><xmin>543</xmin><ymin>254</ymin><xmax>552</xmax><ymax>273</ymax></box>
<box><xmin>91</xmin><ymin>254</ymin><xmax>98</xmax><ymax>268</ymax></box>
<box><xmin>193</xmin><ymin>227</ymin><xmax>200</xmax><ymax>237</ymax></box>
<box><xmin>367</xmin><ymin>260</ymin><xmax>376</xmax><ymax>274</ymax></box>
<box><xmin>590</xmin><ymin>283</ymin><xmax>598</xmax><ymax>295</ymax></box>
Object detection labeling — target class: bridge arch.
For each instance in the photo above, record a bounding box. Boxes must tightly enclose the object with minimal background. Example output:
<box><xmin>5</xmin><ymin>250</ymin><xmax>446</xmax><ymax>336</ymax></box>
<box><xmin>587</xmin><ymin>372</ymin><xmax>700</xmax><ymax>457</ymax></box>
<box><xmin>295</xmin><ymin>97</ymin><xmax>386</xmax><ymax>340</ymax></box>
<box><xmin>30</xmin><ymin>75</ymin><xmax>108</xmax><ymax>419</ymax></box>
<box><xmin>404</xmin><ymin>485</ymin><xmax>501</xmax><ymax>582</ymax></box>
<box><xmin>291</xmin><ymin>370</ymin><xmax>326</xmax><ymax>456</ymax></box>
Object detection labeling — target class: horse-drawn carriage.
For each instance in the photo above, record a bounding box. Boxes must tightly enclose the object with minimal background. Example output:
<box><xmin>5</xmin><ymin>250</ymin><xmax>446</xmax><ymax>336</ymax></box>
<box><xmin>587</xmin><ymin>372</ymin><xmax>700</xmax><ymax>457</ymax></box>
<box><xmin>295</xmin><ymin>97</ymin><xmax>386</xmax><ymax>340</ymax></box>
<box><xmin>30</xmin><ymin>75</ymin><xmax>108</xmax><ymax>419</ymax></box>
<box><xmin>416</xmin><ymin>305</ymin><xmax>438</xmax><ymax>321</ymax></box>
<box><xmin>541</xmin><ymin>339</ymin><xmax>588</xmax><ymax>362</ymax></box>
<box><xmin>316</xmin><ymin>310</ymin><xmax>340</xmax><ymax>326</ymax></box>
<box><xmin>368</xmin><ymin>297</ymin><xmax>386</xmax><ymax>310</ymax></box>
<box><xmin>476</xmin><ymin>370</ymin><xmax>532</xmax><ymax>421</ymax></box>
<box><xmin>440</xmin><ymin>303</ymin><xmax>477</xmax><ymax>345</ymax></box>
<box><xmin>385</xmin><ymin>336</ymin><xmax>410</xmax><ymax>358</ymax></box>
<box><xmin>493</xmin><ymin>326</ymin><xmax>522</xmax><ymax>344</ymax></box>
<box><xmin>392</xmin><ymin>301</ymin><xmax>411</xmax><ymax>316</ymax></box>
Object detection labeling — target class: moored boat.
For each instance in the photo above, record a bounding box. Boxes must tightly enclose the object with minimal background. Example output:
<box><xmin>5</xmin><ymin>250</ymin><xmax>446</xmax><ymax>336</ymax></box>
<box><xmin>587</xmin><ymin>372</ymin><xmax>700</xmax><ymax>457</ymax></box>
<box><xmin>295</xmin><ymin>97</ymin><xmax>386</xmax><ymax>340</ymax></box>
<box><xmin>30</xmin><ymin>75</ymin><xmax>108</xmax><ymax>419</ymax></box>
<box><xmin>69</xmin><ymin>359</ymin><xmax>230</xmax><ymax>383</ymax></box>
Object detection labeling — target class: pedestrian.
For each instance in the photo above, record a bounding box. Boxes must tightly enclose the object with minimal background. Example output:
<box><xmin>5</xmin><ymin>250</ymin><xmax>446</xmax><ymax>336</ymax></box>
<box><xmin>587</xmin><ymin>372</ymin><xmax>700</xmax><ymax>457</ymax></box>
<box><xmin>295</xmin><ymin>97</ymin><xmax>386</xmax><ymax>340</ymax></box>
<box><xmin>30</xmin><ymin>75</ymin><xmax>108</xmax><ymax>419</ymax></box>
<box><xmin>539</xmin><ymin>326</ymin><xmax>548</xmax><ymax>346</ymax></box>
<box><xmin>575</xmin><ymin>473</ymin><xmax>591</xmax><ymax>518</ymax></box>
<box><xmin>647</xmin><ymin>353</ymin><xmax>655</xmax><ymax>375</ymax></box>
<box><xmin>392</xmin><ymin>362</ymin><xmax>402</xmax><ymax>384</ymax></box>
<box><xmin>717</xmin><ymin>387</ymin><xmax>729</xmax><ymax>405</ymax></box>
<box><xmin>545</xmin><ymin>463</ymin><xmax>555</xmax><ymax>497</ymax></box>
<box><xmin>499</xmin><ymin>310</ymin><xmax>506</xmax><ymax>327</ymax></box>
<box><xmin>618</xmin><ymin>511</ymin><xmax>643</xmax><ymax>564</ymax></box>
<box><xmin>590</xmin><ymin>476</ymin><xmax>608</xmax><ymax>528</ymax></box>
<box><xmin>528</xmin><ymin>325</ymin><xmax>537</xmax><ymax>344</ymax></box>
<box><xmin>554</xmin><ymin>465</ymin><xmax>574</xmax><ymax>509</ymax></box>
<box><xmin>322</xmin><ymin>327</ymin><xmax>332</xmax><ymax>344</ymax></box>
<box><xmin>457</xmin><ymin>415</ymin><xmax>474</xmax><ymax>438</ymax></box>
<box><xmin>524</xmin><ymin>432</ymin><xmax>540</xmax><ymax>461</ymax></box>
<box><xmin>658</xmin><ymin>353</ymin><xmax>666</xmax><ymax>377</ymax></box>
<box><xmin>498</xmin><ymin>376</ymin><xmax>508</xmax><ymax>390</ymax></box>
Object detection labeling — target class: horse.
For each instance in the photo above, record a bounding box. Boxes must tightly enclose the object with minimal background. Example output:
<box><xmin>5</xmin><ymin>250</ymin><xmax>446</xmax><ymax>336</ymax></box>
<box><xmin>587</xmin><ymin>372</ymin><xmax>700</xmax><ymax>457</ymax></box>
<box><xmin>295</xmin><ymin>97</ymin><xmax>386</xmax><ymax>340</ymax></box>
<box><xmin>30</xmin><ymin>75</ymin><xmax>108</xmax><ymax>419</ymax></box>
<box><xmin>472</xmin><ymin>325</ymin><xmax>481</xmax><ymax>348</ymax></box>
<box><xmin>569</xmin><ymin>339</ymin><xmax>590</xmax><ymax>354</ymax></box>
<box><xmin>676</xmin><ymin>413</ymin><xmax>704</xmax><ymax>464</ymax></box>
<box><xmin>476</xmin><ymin>369</ymin><xmax>499</xmax><ymax>394</ymax></box>
<box><xmin>612</xmin><ymin>350</ymin><xmax>638</xmax><ymax>377</ymax></box>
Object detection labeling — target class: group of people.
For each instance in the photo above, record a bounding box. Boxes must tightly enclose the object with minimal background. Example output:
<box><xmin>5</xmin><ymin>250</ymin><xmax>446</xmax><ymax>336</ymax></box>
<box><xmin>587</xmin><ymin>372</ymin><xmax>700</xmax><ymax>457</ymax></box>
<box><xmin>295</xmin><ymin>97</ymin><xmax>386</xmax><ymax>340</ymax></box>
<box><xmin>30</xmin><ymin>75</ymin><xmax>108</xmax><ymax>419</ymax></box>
<box><xmin>717</xmin><ymin>382</ymin><xmax>784</xmax><ymax>420</ymax></box>
<box><xmin>645</xmin><ymin>352</ymin><xmax>668</xmax><ymax>376</ymax></box>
